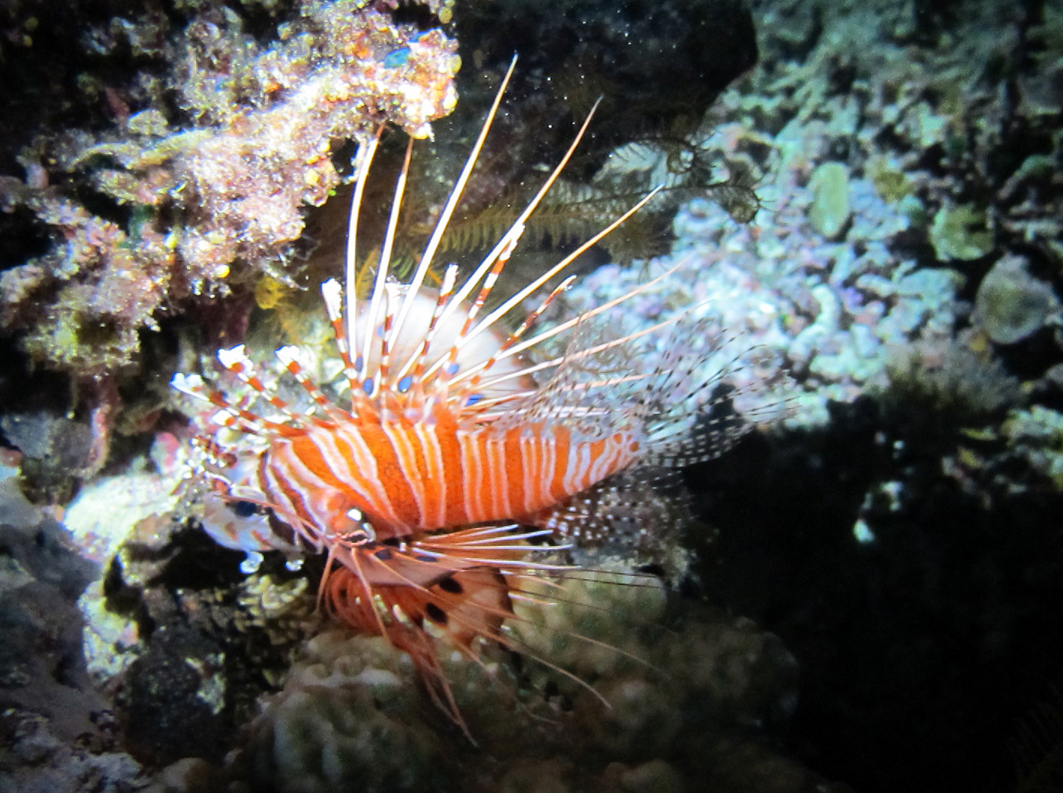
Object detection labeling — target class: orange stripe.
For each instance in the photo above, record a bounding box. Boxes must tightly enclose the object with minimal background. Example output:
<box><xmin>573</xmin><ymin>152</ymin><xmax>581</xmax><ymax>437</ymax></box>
<box><xmin>503</xmin><ymin>428</ymin><xmax>526</xmax><ymax>516</ymax></box>
<box><xmin>472</xmin><ymin>432</ymin><xmax>495</xmax><ymax>522</ymax></box>
<box><xmin>435</xmin><ymin>426</ymin><xmax>470</xmax><ymax>526</ymax></box>
<box><xmin>516</xmin><ymin>432</ymin><xmax>538</xmax><ymax>514</ymax></box>
<box><xmin>549</xmin><ymin>427</ymin><xmax>572</xmax><ymax>501</ymax></box>
<box><xmin>359</xmin><ymin>424</ymin><xmax>422</xmax><ymax>528</ymax></box>
<box><xmin>384</xmin><ymin>423</ymin><xmax>431</xmax><ymax>523</ymax></box>
<box><xmin>287</xmin><ymin>434</ymin><xmax>347</xmax><ymax>490</ymax></box>
<box><xmin>412</xmin><ymin>426</ymin><xmax>444</xmax><ymax>526</ymax></box>
<box><xmin>329</xmin><ymin>423</ymin><xmax>404</xmax><ymax>529</ymax></box>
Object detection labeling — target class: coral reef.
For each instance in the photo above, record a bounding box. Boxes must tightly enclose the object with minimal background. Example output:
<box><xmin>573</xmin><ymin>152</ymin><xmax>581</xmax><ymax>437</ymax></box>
<box><xmin>240</xmin><ymin>567</ymin><xmax>825</xmax><ymax>793</ymax></box>
<box><xmin>2</xmin><ymin>1</ymin><xmax>1062</xmax><ymax>793</ymax></box>
<box><xmin>0</xmin><ymin>0</ymin><xmax>460</xmax><ymax>377</ymax></box>
<box><xmin>556</xmin><ymin>0</ymin><xmax>1062</xmax><ymax>433</ymax></box>
<box><xmin>557</xmin><ymin>186</ymin><xmax>958</xmax><ymax>427</ymax></box>
<box><xmin>651</xmin><ymin>6</ymin><xmax>1063</xmax><ymax>793</ymax></box>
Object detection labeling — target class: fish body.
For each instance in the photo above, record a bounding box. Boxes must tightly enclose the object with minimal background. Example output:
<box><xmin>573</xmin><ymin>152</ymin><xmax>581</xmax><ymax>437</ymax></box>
<box><xmin>261</xmin><ymin>411</ymin><xmax>640</xmax><ymax>541</ymax></box>
<box><xmin>173</xmin><ymin>61</ymin><xmax>767</xmax><ymax>732</ymax></box>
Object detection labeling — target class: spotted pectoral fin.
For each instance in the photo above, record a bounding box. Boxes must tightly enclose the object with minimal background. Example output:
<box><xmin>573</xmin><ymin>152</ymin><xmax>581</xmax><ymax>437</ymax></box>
<box><xmin>635</xmin><ymin>315</ymin><xmax>791</xmax><ymax>468</ymax></box>
<box><xmin>526</xmin><ymin>467</ymin><xmax>691</xmax><ymax>562</ymax></box>
<box><xmin>419</xmin><ymin>567</ymin><xmax>515</xmax><ymax>647</ymax></box>
<box><xmin>325</xmin><ymin>558</ymin><xmax>515</xmax><ymax>651</ymax></box>
<box><xmin>322</xmin><ymin>556</ymin><xmax>517</xmax><ymax>739</ymax></box>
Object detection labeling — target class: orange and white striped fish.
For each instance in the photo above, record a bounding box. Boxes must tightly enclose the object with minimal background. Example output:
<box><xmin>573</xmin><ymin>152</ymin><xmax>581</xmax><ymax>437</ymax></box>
<box><xmin>172</xmin><ymin>61</ymin><xmax>769</xmax><ymax>732</ymax></box>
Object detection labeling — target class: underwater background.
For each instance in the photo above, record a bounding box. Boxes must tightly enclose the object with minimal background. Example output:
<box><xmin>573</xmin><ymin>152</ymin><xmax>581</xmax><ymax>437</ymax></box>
<box><xmin>0</xmin><ymin>0</ymin><xmax>1061</xmax><ymax>791</ymax></box>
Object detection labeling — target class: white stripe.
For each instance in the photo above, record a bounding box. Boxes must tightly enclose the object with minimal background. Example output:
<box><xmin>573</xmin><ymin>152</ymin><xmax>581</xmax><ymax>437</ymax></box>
<box><xmin>258</xmin><ymin>452</ymin><xmax>315</xmax><ymax>542</ymax></box>
<box><xmin>542</xmin><ymin>432</ymin><xmax>561</xmax><ymax>501</ymax></box>
<box><xmin>485</xmin><ymin>435</ymin><xmax>508</xmax><ymax>516</ymax></box>
<box><xmin>382</xmin><ymin>422</ymin><xmax>427</xmax><ymax>526</ymax></box>
<box><xmin>565</xmin><ymin>443</ymin><xmax>591</xmax><ymax>494</ymax></box>
<box><xmin>520</xmin><ymin>433</ymin><xmax>538</xmax><ymax>514</ymax></box>
<box><xmin>414</xmin><ymin>424</ymin><xmax>447</xmax><ymax>526</ymax></box>
<box><xmin>460</xmin><ymin>431</ymin><xmax>484</xmax><ymax>523</ymax></box>
<box><xmin>587</xmin><ymin>437</ymin><xmax>615</xmax><ymax>485</ymax></box>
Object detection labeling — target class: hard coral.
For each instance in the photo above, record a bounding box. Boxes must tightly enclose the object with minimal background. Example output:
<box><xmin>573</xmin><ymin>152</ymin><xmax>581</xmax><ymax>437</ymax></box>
<box><xmin>239</xmin><ymin>571</ymin><xmax>807</xmax><ymax>793</ymax></box>
<box><xmin>0</xmin><ymin>0</ymin><xmax>459</xmax><ymax>378</ymax></box>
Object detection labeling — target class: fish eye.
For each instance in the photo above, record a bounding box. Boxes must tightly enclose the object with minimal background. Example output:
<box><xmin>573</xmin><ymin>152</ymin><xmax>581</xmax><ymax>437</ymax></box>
<box><xmin>343</xmin><ymin>508</ymin><xmax>377</xmax><ymax>544</ymax></box>
<box><xmin>232</xmin><ymin>500</ymin><xmax>262</xmax><ymax>518</ymax></box>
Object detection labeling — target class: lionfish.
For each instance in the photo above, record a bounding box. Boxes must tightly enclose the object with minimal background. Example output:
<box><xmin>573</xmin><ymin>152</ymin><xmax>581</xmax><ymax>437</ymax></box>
<box><xmin>172</xmin><ymin>61</ymin><xmax>769</xmax><ymax>733</ymax></box>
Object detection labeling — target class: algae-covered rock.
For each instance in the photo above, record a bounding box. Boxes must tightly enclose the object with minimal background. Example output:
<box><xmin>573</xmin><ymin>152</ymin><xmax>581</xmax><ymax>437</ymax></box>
<box><xmin>1002</xmin><ymin>405</ymin><xmax>1063</xmax><ymax>487</ymax></box>
<box><xmin>0</xmin><ymin>470</ymin><xmax>149</xmax><ymax>792</ymax></box>
<box><xmin>807</xmin><ymin>162</ymin><xmax>851</xmax><ymax>239</ymax></box>
<box><xmin>974</xmin><ymin>255</ymin><xmax>1059</xmax><ymax>344</ymax></box>
<box><xmin>0</xmin><ymin>411</ymin><xmax>93</xmax><ymax>503</ymax></box>
<box><xmin>880</xmin><ymin>339</ymin><xmax>1022</xmax><ymax>425</ymax></box>
<box><xmin>237</xmin><ymin>565</ymin><xmax>806</xmax><ymax>793</ymax></box>
<box><xmin>929</xmin><ymin>202</ymin><xmax>993</xmax><ymax>261</ymax></box>
<box><xmin>866</xmin><ymin>155</ymin><xmax>910</xmax><ymax>203</ymax></box>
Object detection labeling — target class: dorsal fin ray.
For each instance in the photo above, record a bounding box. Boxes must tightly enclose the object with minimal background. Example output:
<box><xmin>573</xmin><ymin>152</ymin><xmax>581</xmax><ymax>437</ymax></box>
<box><xmin>415</xmin><ymin>96</ymin><xmax>604</xmax><ymax>383</ymax></box>
<box><xmin>362</xmin><ymin>136</ymin><xmax>414</xmax><ymax>398</ymax></box>
<box><xmin>387</xmin><ymin>58</ymin><xmax>518</xmax><ymax>364</ymax></box>
<box><xmin>433</xmin><ymin>187</ymin><xmax>662</xmax><ymax>373</ymax></box>
<box><xmin>391</xmin><ymin>72</ymin><xmax>600</xmax><ymax>388</ymax></box>
<box><xmin>343</xmin><ymin>128</ymin><xmax>382</xmax><ymax>377</ymax></box>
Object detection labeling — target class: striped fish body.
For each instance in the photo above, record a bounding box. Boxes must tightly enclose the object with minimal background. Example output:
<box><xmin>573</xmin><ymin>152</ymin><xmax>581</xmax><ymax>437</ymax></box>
<box><xmin>172</xmin><ymin>61</ymin><xmax>772</xmax><ymax>734</ymax></box>
<box><xmin>260</xmin><ymin>413</ymin><xmax>641</xmax><ymax>544</ymax></box>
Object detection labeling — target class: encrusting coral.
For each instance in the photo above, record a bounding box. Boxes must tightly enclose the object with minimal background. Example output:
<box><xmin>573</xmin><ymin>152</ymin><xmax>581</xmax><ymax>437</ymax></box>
<box><xmin>0</xmin><ymin>0</ymin><xmax>459</xmax><ymax>377</ymax></box>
